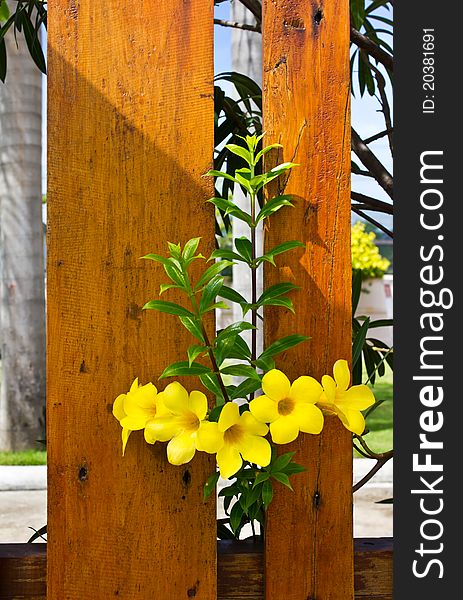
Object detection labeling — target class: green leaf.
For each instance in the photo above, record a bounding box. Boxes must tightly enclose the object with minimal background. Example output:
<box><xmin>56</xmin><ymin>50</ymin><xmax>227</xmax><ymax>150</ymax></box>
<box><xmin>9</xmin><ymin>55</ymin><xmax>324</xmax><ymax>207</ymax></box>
<box><xmin>203</xmin><ymin>471</ymin><xmax>220</xmax><ymax>500</ymax></box>
<box><xmin>257</xmin><ymin>240</ymin><xmax>305</xmax><ymax>266</ymax></box>
<box><xmin>199</xmin><ymin>275</ymin><xmax>224</xmax><ymax>314</ymax></box>
<box><xmin>167</xmin><ymin>242</ymin><xmax>182</xmax><ymax>259</ymax></box>
<box><xmin>262</xmin><ymin>480</ymin><xmax>273</xmax><ymax>509</ymax></box>
<box><xmin>216</xmin><ymin>321</ymin><xmax>256</xmax><ymax>344</ymax></box>
<box><xmin>179</xmin><ymin>316</ymin><xmax>205</xmax><ymax>343</ymax></box>
<box><xmin>235</xmin><ymin>237</ymin><xmax>253</xmax><ymax>263</ymax></box>
<box><xmin>217</xmin><ymin>522</ymin><xmax>235</xmax><ymax>540</ymax></box>
<box><xmin>254</xmin><ymin>355</ymin><xmax>275</xmax><ymax>371</ymax></box>
<box><xmin>254</xmin><ymin>143</ymin><xmax>283</xmax><ymax>165</ymax></box>
<box><xmin>352</xmin><ymin>317</ymin><xmax>370</xmax><ymax>368</ymax></box>
<box><xmin>20</xmin><ymin>11</ymin><xmax>47</xmax><ymax>74</ymax></box>
<box><xmin>271</xmin><ymin>472</ymin><xmax>293</xmax><ymax>490</ymax></box>
<box><xmin>225</xmin><ymin>143</ymin><xmax>253</xmax><ymax>165</ymax></box>
<box><xmin>352</xmin><ymin>269</ymin><xmax>363</xmax><ymax>314</ymax></box>
<box><xmin>203</xmin><ymin>301</ymin><xmax>230</xmax><ymax>313</ymax></box>
<box><xmin>143</xmin><ymin>300</ymin><xmax>194</xmax><ymax>318</ymax></box>
<box><xmin>260</xmin><ymin>334</ymin><xmax>309</xmax><ymax>360</ymax></box>
<box><xmin>269</xmin><ymin>452</ymin><xmax>296</xmax><ymax>473</ymax></box>
<box><xmin>200</xmin><ymin>373</ymin><xmax>225</xmax><ymax>405</ymax></box>
<box><xmin>219</xmin><ymin>484</ymin><xmax>240</xmax><ymax>497</ymax></box>
<box><xmin>220</xmin><ymin>364</ymin><xmax>261</xmax><ymax>381</ymax></box>
<box><xmin>210</xmin><ymin>248</ymin><xmax>247</xmax><ymax>263</ymax></box>
<box><xmin>187</xmin><ymin>344</ymin><xmax>206</xmax><ymax>367</ymax></box>
<box><xmin>230</xmin><ymin>502</ymin><xmax>244</xmax><ymax>535</ymax></box>
<box><xmin>260</xmin><ymin>297</ymin><xmax>294</xmax><ymax>312</ymax></box>
<box><xmin>207</xmin><ymin>197</ymin><xmax>253</xmax><ymax>226</ymax></box>
<box><xmin>0</xmin><ymin>1</ymin><xmax>10</xmax><ymax>23</ymax></box>
<box><xmin>283</xmin><ymin>462</ymin><xmax>306</xmax><ymax>475</ymax></box>
<box><xmin>230</xmin><ymin>378</ymin><xmax>262</xmax><ymax>400</ymax></box>
<box><xmin>258</xmin><ymin>282</ymin><xmax>299</xmax><ymax>304</ymax></box>
<box><xmin>142</xmin><ymin>253</ymin><xmax>170</xmax><ymax>265</ymax></box>
<box><xmin>164</xmin><ymin>262</ymin><xmax>185</xmax><ymax>287</ymax></box>
<box><xmin>196</xmin><ymin>261</ymin><xmax>233</xmax><ymax>290</ymax></box>
<box><xmin>160</xmin><ymin>361</ymin><xmax>212</xmax><ymax>379</ymax></box>
<box><xmin>159</xmin><ymin>283</ymin><xmax>179</xmax><ymax>296</ymax></box>
<box><xmin>256</xmin><ymin>163</ymin><xmax>298</xmax><ymax>191</ymax></box>
<box><xmin>182</xmin><ymin>237</ymin><xmax>201</xmax><ymax>261</ymax></box>
<box><xmin>253</xmin><ymin>471</ymin><xmax>270</xmax><ymax>488</ymax></box>
<box><xmin>204</xmin><ymin>169</ymin><xmax>239</xmax><ymax>184</ymax></box>
<box><xmin>218</xmin><ymin>286</ymin><xmax>248</xmax><ymax>306</ymax></box>
<box><xmin>256</xmin><ymin>195</ymin><xmax>295</xmax><ymax>224</ymax></box>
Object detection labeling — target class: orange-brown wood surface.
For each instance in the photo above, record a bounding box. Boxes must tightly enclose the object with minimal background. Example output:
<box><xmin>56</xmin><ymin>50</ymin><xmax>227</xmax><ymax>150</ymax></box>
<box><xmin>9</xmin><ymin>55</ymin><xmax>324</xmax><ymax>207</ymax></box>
<box><xmin>262</xmin><ymin>0</ymin><xmax>352</xmax><ymax>598</ymax></box>
<box><xmin>47</xmin><ymin>2</ymin><xmax>216</xmax><ymax>598</ymax></box>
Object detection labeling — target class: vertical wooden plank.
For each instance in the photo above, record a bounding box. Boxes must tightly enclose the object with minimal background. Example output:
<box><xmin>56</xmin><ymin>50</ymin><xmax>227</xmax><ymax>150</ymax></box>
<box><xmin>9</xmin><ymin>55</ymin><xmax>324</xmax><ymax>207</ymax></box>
<box><xmin>262</xmin><ymin>1</ymin><xmax>352</xmax><ymax>599</ymax></box>
<box><xmin>47</xmin><ymin>2</ymin><xmax>215</xmax><ymax>599</ymax></box>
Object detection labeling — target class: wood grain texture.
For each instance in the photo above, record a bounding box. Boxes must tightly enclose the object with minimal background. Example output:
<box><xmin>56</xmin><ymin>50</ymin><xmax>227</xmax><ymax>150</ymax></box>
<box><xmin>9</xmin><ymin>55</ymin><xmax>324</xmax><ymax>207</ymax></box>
<box><xmin>47</xmin><ymin>2</ymin><xmax>215</xmax><ymax>598</ymax></box>
<box><xmin>262</xmin><ymin>0</ymin><xmax>352</xmax><ymax>598</ymax></box>
<box><xmin>0</xmin><ymin>540</ymin><xmax>393</xmax><ymax>600</ymax></box>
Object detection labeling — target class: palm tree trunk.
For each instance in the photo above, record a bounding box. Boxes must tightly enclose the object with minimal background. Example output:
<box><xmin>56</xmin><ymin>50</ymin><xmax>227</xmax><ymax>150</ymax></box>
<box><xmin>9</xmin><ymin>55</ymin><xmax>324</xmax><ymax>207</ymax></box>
<box><xmin>0</xmin><ymin>32</ymin><xmax>45</xmax><ymax>450</ymax></box>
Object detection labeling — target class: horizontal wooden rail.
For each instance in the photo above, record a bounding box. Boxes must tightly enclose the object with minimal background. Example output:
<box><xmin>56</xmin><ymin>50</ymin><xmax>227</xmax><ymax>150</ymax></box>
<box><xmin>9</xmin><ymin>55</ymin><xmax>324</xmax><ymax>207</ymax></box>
<box><xmin>0</xmin><ymin>539</ymin><xmax>392</xmax><ymax>599</ymax></box>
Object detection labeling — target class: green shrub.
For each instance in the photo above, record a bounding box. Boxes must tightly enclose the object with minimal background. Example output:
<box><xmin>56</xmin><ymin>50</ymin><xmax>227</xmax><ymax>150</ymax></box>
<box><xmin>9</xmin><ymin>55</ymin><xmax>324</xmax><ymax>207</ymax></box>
<box><xmin>351</xmin><ymin>222</ymin><xmax>390</xmax><ymax>279</ymax></box>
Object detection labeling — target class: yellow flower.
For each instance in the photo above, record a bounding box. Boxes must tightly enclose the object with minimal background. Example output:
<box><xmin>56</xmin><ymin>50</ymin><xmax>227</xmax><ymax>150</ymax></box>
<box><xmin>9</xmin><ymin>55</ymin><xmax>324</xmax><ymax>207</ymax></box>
<box><xmin>211</xmin><ymin>402</ymin><xmax>271</xmax><ymax>479</ymax></box>
<box><xmin>249</xmin><ymin>369</ymin><xmax>324</xmax><ymax>444</ymax></box>
<box><xmin>144</xmin><ymin>382</ymin><xmax>222</xmax><ymax>466</ymax></box>
<box><xmin>318</xmin><ymin>359</ymin><xmax>375</xmax><ymax>435</ymax></box>
<box><xmin>112</xmin><ymin>378</ymin><xmax>164</xmax><ymax>455</ymax></box>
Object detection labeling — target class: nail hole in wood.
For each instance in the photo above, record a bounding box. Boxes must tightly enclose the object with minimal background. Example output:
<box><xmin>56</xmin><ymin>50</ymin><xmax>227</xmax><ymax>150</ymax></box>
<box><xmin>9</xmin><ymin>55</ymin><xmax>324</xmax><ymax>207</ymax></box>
<box><xmin>78</xmin><ymin>466</ymin><xmax>88</xmax><ymax>481</ymax></box>
<box><xmin>182</xmin><ymin>469</ymin><xmax>191</xmax><ymax>486</ymax></box>
<box><xmin>314</xmin><ymin>9</ymin><xmax>323</xmax><ymax>25</ymax></box>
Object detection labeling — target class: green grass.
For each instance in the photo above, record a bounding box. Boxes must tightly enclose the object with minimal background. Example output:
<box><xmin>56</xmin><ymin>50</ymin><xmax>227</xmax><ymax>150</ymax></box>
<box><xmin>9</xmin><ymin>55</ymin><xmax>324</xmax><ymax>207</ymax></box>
<box><xmin>0</xmin><ymin>450</ymin><xmax>47</xmax><ymax>466</ymax></box>
<box><xmin>355</xmin><ymin>367</ymin><xmax>393</xmax><ymax>457</ymax></box>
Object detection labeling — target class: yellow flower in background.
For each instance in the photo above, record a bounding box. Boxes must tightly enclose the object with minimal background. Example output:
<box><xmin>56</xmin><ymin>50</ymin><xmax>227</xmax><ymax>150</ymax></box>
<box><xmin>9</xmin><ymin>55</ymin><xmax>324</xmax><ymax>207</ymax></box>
<box><xmin>318</xmin><ymin>359</ymin><xmax>375</xmax><ymax>435</ymax></box>
<box><xmin>214</xmin><ymin>402</ymin><xmax>271</xmax><ymax>479</ymax></box>
<box><xmin>249</xmin><ymin>369</ymin><xmax>324</xmax><ymax>444</ymax></box>
<box><xmin>144</xmin><ymin>382</ymin><xmax>222</xmax><ymax>466</ymax></box>
<box><xmin>112</xmin><ymin>378</ymin><xmax>166</xmax><ymax>455</ymax></box>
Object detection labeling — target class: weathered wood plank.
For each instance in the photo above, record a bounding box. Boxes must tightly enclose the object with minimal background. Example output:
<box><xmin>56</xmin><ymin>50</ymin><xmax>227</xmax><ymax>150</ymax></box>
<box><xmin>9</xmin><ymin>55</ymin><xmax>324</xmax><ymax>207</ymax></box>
<box><xmin>0</xmin><ymin>540</ymin><xmax>393</xmax><ymax>600</ymax></box>
<box><xmin>262</xmin><ymin>0</ymin><xmax>353</xmax><ymax>598</ymax></box>
<box><xmin>47</xmin><ymin>2</ymin><xmax>215</xmax><ymax>598</ymax></box>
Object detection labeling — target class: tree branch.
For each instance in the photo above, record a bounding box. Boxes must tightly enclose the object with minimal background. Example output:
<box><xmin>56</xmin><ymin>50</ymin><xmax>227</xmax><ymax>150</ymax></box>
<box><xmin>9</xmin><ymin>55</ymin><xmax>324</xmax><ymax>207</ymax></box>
<box><xmin>351</xmin><ymin>191</ymin><xmax>393</xmax><ymax>215</ymax></box>
<box><xmin>352</xmin><ymin>206</ymin><xmax>393</xmax><ymax>238</ymax></box>
<box><xmin>237</xmin><ymin>0</ymin><xmax>262</xmax><ymax>25</ymax></box>
<box><xmin>353</xmin><ymin>452</ymin><xmax>393</xmax><ymax>493</ymax></box>
<box><xmin>350</xmin><ymin>26</ymin><xmax>393</xmax><ymax>73</ymax></box>
<box><xmin>369</xmin><ymin>62</ymin><xmax>393</xmax><ymax>155</ymax></box>
<box><xmin>351</xmin><ymin>128</ymin><xmax>393</xmax><ymax>199</ymax></box>
<box><xmin>214</xmin><ymin>18</ymin><xmax>261</xmax><ymax>33</ymax></box>
<box><xmin>364</xmin><ymin>128</ymin><xmax>393</xmax><ymax>145</ymax></box>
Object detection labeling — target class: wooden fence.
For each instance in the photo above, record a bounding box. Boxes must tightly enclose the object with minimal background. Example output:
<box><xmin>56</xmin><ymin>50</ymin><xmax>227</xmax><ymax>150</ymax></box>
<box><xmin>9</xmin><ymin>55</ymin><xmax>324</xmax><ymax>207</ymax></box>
<box><xmin>1</xmin><ymin>1</ymin><xmax>392</xmax><ymax>599</ymax></box>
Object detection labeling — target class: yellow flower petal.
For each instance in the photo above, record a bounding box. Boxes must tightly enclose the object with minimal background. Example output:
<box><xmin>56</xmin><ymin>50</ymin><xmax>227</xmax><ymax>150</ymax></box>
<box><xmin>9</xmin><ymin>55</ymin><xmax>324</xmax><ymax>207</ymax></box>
<box><xmin>144</xmin><ymin>416</ymin><xmax>180</xmax><ymax>442</ymax></box>
<box><xmin>336</xmin><ymin>408</ymin><xmax>366</xmax><ymax>435</ymax></box>
<box><xmin>112</xmin><ymin>394</ymin><xmax>127</xmax><ymax>422</ymax></box>
<box><xmin>289</xmin><ymin>376</ymin><xmax>323</xmax><ymax>404</ymax></box>
<box><xmin>321</xmin><ymin>375</ymin><xmax>337</xmax><ymax>403</ymax></box>
<box><xmin>217</xmin><ymin>444</ymin><xmax>243</xmax><ymax>479</ymax></box>
<box><xmin>189</xmin><ymin>390</ymin><xmax>208</xmax><ymax>421</ymax></box>
<box><xmin>162</xmin><ymin>382</ymin><xmax>189</xmax><ymax>414</ymax></box>
<box><xmin>129</xmin><ymin>378</ymin><xmax>139</xmax><ymax>393</ymax></box>
<box><xmin>123</xmin><ymin>392</ymin><xmax>155</xmax><ymax>420</ymax></box>
<box><xmin>167</xmin><ymin>431</ymin><xmax>196</xmax><ymax>465</ymax></box>
<box><xmin>270</xmin><ymin>415</ymin><xmax>299</xmax><ymax>444</ymax></box>
<box><xmin>120</xmin><ymin>415</ymin><xmax>148</xmax><ymax>431</ymax></box>
<box><xmin>196</xmin><ymin>422</ymin><xmax>224</xmax><ymax>453</ymax></box>
<box><xmin>238</xmin><ymin>434</ymin><xmax>271</xmax><ymax>467</ymax></box>
<box><xmin>239</xmin><ymin>411</ymin><xmax>269</xmax><ymax>436</ymax></box>
<box><xmin>132</xmin><ymin>382</ymin><xmax>158</xmax><ymax>408</ymax></box>
<box><xmin>249</xmin><ymin>395</ymin><xmax>279</xmax><ymax>424</ymax></box>
<box><xmin>341</xmin><ymin>385</ymin><xmax>375</xmax><ymax>411</ymax></box>
<box><xmin>122</xmin><ymin>428</ymin><xmax>131</xmax><ymax>456</ymax></box>
<box><xmin>262</xmin><ymin>369</ymin><xmax>291</xmax><ymax>402</ymax></box>
<box><xmin>333</xmin><ymin>359</ymin><xmax>350</xmax><ymax>391</ymax></box>
<box><xmin>293</xmin><ymin>403</ymin><xmax>324</xmax><ymax>434</ymax></box>
<box><xmin>218</xmin><ymin>402</ymin><xmax>240</xmax><ymax>432</ymax></box>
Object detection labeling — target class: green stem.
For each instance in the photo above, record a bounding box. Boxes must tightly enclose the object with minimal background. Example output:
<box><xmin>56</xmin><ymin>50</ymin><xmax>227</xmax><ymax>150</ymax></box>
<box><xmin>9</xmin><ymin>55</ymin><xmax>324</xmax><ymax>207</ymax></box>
<box><xmin>249</xmin><ymin>162</ymin><xmax>258</xmax><ymax>402</ymax></box>
<box><xmin>185</xmin><ymin>273</ymin><xmax>231</xmax><ymax>404</ymax></box>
